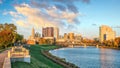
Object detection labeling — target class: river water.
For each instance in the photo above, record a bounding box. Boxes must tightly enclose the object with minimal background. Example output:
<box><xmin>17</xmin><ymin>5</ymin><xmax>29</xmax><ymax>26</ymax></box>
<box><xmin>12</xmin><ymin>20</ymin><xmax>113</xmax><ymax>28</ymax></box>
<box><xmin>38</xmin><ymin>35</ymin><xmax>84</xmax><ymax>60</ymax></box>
<box><xmin>49</xmin><ymin>46</ymin><xmax>120</xmax><ymax>68</ymax></box>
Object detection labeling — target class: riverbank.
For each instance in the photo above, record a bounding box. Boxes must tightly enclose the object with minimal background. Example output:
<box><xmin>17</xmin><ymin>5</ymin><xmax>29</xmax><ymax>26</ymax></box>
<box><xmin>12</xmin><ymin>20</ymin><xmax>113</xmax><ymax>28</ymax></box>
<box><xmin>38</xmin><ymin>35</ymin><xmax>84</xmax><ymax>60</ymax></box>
<box><xmin>42</xmin><ymin>49</ymin><xmax>79</xmax><ymax>68</ymax></box>
<box><xmin>99</xmin><ymin>45</ymin><xmax>120</xmax><ymax>50</ymax></box>
<box><xmin>11</xmin><ymin>45</ymin><xmax>78</xmax><ymax>68</ymax></box>
<box><xmin>50</xmin><ymin>46</ymin><xmax>120</xmax><ymax>68</ymax></box>
<box><xmin>12</xmin><ymin>45</ymin><xmax>63</xmax><ymax>68</ymax></box>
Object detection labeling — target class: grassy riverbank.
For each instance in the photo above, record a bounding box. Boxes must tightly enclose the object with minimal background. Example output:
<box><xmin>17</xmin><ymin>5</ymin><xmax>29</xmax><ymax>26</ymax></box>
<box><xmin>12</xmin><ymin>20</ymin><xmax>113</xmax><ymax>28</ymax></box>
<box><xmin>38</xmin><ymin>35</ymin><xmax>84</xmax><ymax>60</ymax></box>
<box><xmin>11</xmin><ymin>45</ymin><xmax>63</xmax><ymax>68</ymax></box>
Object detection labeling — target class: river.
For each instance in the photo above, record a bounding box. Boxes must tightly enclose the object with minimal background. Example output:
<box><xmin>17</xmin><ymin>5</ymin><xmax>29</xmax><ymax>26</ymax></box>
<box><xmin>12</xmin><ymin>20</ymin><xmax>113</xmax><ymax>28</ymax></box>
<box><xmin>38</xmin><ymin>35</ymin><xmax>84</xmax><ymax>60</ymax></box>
<box><xmin>49</xmin><ymin>46</ymin><xmax>120</xmax><ymax>68</ymax></box>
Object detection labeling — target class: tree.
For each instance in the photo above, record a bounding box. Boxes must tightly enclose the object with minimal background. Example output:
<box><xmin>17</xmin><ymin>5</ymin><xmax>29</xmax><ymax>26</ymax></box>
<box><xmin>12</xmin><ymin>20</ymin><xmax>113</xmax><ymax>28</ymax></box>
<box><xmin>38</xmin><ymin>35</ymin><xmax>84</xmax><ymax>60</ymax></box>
<box><xmin>0</xmin><ymin>23</ymin><xmax>17</xmax><ymax>48</ymax></box>
<box><xmin>45</xmin><ymin>39</ymin><xmax>51</xmax><ymax>44</ymax></box>
<box><xmin>0</xmin><ymin>30</ymin><xmax>14</xmax><ymax>48</ymax></box>
<box><xmin>15</xmin><ymin>34</ymin><xmax>23</xmax><ymax>42</ymax></box>
<box><xmin>114</xmin><ymin>37</ymin><xmax>120</xmax><ymax>48</ymax></box>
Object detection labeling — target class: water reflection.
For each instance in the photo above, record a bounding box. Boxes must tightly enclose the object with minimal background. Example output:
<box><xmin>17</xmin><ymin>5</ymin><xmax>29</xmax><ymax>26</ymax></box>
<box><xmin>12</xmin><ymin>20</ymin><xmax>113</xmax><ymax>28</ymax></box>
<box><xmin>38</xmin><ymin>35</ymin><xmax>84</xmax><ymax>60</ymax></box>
<box><xmin>100</xmin><ymin>48</ymin><xmax>115</xmax><ymax>68</ymax></box>
<box><xmin>50</xmin><ymin>47</ymin><xmax>120</xmax><ymax>68</ymax></box>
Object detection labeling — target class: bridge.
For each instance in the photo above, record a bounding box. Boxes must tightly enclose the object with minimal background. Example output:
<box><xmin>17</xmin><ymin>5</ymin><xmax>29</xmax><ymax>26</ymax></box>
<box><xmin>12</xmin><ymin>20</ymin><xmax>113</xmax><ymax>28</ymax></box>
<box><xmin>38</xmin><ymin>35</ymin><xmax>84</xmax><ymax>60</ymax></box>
<box><xmin>56</xmin><ymin>40</ymin><xmax>99</xmax><ymax>48</ymax></box>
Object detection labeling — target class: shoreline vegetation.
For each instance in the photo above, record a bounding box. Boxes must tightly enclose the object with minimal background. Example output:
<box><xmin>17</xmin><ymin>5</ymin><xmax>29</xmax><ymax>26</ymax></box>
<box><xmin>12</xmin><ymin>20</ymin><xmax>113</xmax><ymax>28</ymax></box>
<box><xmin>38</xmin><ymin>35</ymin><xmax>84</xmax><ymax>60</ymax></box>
<box><xmin>11</xmin><ymin>45</ymin><xmax>79</xmax><ymax>68</ymax></box>
<box><xmin>99</xmin><ymin>45</ymin><xmax>120</xmax><ymax>50</ymax></box>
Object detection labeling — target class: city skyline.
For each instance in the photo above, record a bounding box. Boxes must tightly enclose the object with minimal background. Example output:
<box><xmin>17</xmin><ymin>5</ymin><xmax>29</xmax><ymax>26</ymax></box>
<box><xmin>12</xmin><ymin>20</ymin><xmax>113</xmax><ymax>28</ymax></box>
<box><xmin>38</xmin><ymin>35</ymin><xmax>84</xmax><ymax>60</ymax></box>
<box><xmin>0</xmin><ymin>0</ymin><xmax>120</xmax><ymax>39</ymax></box>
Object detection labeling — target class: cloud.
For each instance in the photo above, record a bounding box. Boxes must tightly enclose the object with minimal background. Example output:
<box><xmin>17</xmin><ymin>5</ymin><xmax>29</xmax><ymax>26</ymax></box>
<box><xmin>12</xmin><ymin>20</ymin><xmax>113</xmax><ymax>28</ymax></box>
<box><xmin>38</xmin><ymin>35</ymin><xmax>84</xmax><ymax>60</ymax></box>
<box><xmin>8</xmin><ymin>3</ymin><xmax>55</xmax><ymax>29</ymax></box>
<box><xmin>46</xmin><ymin>7</ymin><xmax>80</xmax><ymax>23</ymax></box>
<box><xmin>9</xmin><ymin>11</ymin><xmax>20</xmax><ymax>18</ymax></box>
<box><xmin>30</xmin><ymin>0</ymin><xmax>90</xmax><ymax>13</ymax></box>
<box><xmin>0</xmin><ymin>0</ymin><xmax>2</xmax><ymax>4</ymax></box>
<box><xmin>92</xmin><ymin>24</ymin><xmax>97</xmax><ymax>26</ymax></box>
<box><xmin>16</xmin><ymin>20</ymin><xmax>28</xmax><ymax>28</ymax></box>
<box><xmin>10</xmin><ymin>3</ymin><xmax>80</xmax><ymax>28</ymax></box>
<box><xmin>54</xmin><ymin>4</ymin><xmax>66</xmax><ymax>11</ymax></box>
<box><xmin>8</xmin><ymin>1</ymin><xmax>88</xmax><ymax>38</ymax></box>
<box><xmin>82</xmin><ymin>0</ymin><xmax>90</xmax><ymax>4</ymax></box>
<box><xmin>112</xmin><ymin>26</ymin><xmax>120</xmax><ymax>28</ymax></box>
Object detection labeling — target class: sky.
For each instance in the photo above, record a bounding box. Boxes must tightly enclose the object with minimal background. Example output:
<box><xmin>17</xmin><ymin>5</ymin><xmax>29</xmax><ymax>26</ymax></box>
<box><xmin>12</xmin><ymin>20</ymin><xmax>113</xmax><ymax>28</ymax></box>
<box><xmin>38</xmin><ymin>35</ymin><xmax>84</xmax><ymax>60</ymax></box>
<box><xmin>0</xmin><ymin>0</ymin><xmax>120</xmax><ymax>39</ymax></box>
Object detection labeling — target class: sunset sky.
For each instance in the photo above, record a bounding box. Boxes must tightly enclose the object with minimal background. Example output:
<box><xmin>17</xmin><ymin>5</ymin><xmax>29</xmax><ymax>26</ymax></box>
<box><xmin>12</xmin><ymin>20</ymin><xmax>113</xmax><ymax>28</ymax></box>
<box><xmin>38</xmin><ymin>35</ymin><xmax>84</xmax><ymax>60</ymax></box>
<box><xmin>0</xmin><ymin>0</ymin><xmax>120</xmax><ymax>39</ymax></box>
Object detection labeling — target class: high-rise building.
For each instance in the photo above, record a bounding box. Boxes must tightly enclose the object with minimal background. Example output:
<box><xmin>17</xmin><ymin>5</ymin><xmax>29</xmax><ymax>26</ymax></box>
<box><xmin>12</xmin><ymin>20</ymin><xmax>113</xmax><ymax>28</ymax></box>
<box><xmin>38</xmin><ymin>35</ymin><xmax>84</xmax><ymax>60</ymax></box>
<box><xmin>35</xmin><ymin>32</ymin><xmax>41</xmax><ymax>38</ymax></box>
<box><xmin>29</xmin><ymin>27</ymin><xmax>35</xmax><ymax>40</ymax></box>
<box><xmin>54</xmin><ymin>27</ymin><xmax>59</xmax><ymax>39</ymax></box>
<box><xmin>64</xmin><ymin>33</ymin><xmax>68</xmax><ymax>40</ymax></box>
<box><xmin>99</xmin><ymin>25</ymin><xmax>116</xmax><ymax>42</ymax></box>
<box><xmin>35</xmin><ymin>32</ymin><xmax>41</xmax><ymax>42</ymax></box>
<box><xmin>42</xmin><ymin>27</ymin><xmax>56</xmax><ymax>44</ymax></box>
<box><xmin>27</xmin><ymin>27</ymin><xmax>36</xmax><ymax>45</ymax></box>
<box><xmin>42</xmin><ymin>27</ymin><xmax>54</xmax><ymax>37</ymax></box>
<box><xmin>75</xmin><ymin>34</ymin><xmax>82</xmax><ymax>41</ymax></box>
<box><xmin>68</xmin><ymin>33</ymin><xmax>74</xmax><ymax>40</ymax></box>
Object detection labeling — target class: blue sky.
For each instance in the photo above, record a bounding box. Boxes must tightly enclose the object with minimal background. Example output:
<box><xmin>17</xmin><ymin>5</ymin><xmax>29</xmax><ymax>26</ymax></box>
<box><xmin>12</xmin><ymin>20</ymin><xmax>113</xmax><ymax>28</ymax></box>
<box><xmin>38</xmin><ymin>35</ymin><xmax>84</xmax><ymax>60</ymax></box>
<box><xmin>0</xmin><ymin>0</ymin><xmax>120</xmax><ymax>39</ymax></box>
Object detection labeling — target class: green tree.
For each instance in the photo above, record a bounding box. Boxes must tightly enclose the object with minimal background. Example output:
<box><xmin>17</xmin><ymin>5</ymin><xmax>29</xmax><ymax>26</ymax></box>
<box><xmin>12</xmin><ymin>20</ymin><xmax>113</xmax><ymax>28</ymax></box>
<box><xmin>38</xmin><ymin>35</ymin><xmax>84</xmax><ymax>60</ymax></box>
<box><xmin>15</xmin><ymin>34</ymin><xmax>23</xmax><ymax>42</ymax></box>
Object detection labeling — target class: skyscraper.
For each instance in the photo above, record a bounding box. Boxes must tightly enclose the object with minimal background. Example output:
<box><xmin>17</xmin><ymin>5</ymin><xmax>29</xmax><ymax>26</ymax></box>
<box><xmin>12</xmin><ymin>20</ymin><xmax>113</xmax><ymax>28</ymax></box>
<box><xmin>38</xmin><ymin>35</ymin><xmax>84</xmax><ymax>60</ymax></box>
<box><xmin>68</xmin><ymin>33</ymin><xmax>75</xmax><ymax>40</ymax></box>
<box><xmin>29</xmin><ymin>27</ymin><xmax>35</xmax><ymax>40</ymax></box>
<box><xmin>99</xmin><ymin>25</ymin><xmax>116</xmax><ymax>42</ymax></box>
<box><xmin>32</xmin><ymin>27</ymin><xmax>35</xmax><ymax>39</ymax></box>
<box><xmin>54</xmin><ymin>27</ymin><xmax>59</xmax><ymax>39</ymax></box>
<box><xmin>64</xmin><ymin>33</ymin><xmax>68</xmax><ymax>40</ymax></box>
<box><xmin>42</xmin><ymin>27</ymin><xmax>54</xmax><ymax>37</ymax></box>
<box><xmin>27</xmin><ymin>27</ymin><xmax>36</xmax><ymax>45</ymax></box>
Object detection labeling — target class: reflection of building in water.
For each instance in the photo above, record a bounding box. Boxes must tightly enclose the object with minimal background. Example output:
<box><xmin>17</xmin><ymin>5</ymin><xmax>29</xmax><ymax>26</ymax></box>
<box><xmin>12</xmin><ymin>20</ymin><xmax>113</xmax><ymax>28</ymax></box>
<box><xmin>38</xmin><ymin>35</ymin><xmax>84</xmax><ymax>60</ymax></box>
<box><xmin>100</xmin><ymin>48</ymin><xmax>114</xmax><ymax>68</ymax></box>
<box><xmin>99</xmin><ymin>25</ymin><xmax>116</xmax><ymax>42</ymax></box>
<box><xmin>100</xmin><ymin>48</ymin><xmax>106</xmax><ymax>68</ymax></box>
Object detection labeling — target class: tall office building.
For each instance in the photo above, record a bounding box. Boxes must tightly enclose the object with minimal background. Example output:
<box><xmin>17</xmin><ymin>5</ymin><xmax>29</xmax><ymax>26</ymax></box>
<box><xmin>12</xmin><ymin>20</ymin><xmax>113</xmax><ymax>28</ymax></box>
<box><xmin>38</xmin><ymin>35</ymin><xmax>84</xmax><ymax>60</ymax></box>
<box><xmin>54</xmin><ymin>27</ymin><xmax>59</xmax><ymax>39</ymax></box>
<box><xmin>68</xmin><ymin>33</ymin><xmax>75</xmax><ymax>40</ymax></box>
<box><xmin>42</xmin><ymin>27</ymin><xmax>54</xmax><ymax>37</ymax></box>
<box><xmin>64</xmin><ymin>33</ymin><xmax>68</xmax><ymax>40</ymax></box>
<box><xmin>99</xmin><ymin>25</ymin><xmax>116</xmax><ymax>42</ymax></box>
<box><xmin>75</xmin><ymin>34</ymin><xmax>82</xmax><ymax>41</ymax></box>
<box><xmin>35</xmin><ymin>32</ymin><xmax>41</xmax><ymax>38</ymax></box>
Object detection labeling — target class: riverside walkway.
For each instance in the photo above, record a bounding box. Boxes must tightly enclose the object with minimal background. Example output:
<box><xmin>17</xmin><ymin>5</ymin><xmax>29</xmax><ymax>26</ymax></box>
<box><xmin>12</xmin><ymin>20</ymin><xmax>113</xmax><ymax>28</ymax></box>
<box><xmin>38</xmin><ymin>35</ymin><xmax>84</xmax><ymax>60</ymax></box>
<box><xmin>0</xmin><ymin>50</ymin><xmax>8</xmax><ymax>68</ymax></box>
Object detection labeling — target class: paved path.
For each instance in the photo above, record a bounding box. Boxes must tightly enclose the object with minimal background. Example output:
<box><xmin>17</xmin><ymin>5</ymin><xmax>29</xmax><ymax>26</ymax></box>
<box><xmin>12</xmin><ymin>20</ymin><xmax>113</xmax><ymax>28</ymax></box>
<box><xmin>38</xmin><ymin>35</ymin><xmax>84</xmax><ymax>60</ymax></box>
<box><xmin>0</xmin><ymin>50</ymin><xmax>8</xmax><ymax>68</ymax></box>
